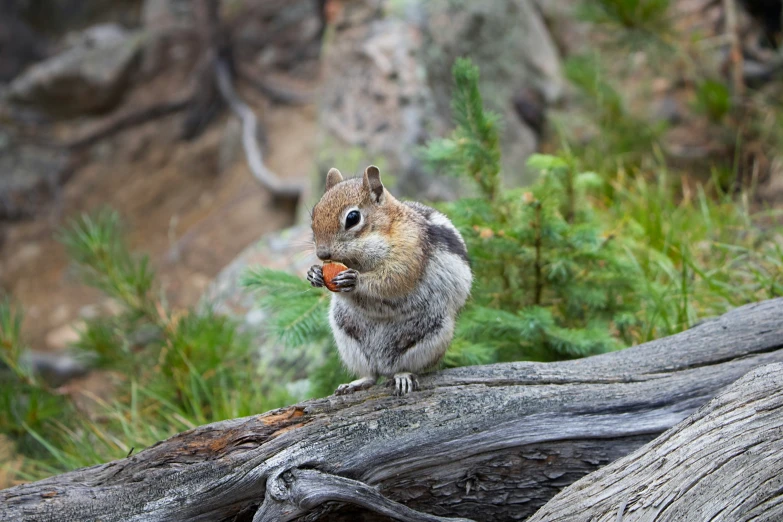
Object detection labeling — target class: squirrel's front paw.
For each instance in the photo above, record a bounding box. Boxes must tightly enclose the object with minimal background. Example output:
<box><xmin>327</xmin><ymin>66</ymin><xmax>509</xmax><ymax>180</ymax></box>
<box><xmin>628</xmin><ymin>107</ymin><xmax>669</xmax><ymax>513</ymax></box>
<box><xmin>307</xmin><ymin>265</ymin><xmax>324</xmax><ymax>288</ymax></box>
<box><xmin>331</xmin><ymin>268</ymin><xmax>359</xmax><ymax>292</ymax></box>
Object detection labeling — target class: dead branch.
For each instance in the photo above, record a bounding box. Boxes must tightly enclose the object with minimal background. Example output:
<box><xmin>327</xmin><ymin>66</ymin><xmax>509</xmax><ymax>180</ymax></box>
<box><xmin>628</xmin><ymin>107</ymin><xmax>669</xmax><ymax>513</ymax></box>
<box><xmin>203</xmin><ymin>0</ymin><xmax>302</xmax><ymax>202</ymax></box>
<box><xmin>64</xmin><ymin>95</ymin><xmax>193</xmax><ymax>150</ymax></box>
<box><xmin>214</xmin><ymin>59</ymin><xmax>302</xmax><ymax>202</ymax></box>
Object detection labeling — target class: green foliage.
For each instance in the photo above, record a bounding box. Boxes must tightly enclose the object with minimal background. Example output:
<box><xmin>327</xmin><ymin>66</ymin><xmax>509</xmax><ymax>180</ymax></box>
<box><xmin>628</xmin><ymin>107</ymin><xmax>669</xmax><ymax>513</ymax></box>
<box><xmin>242</xmin><ymin>268</ymin><xmax>331</xmax><ymax>348</ymax></box>
<box><xmin>0</xmin><ymin>296</ymin><xmax>25</xmax><ymax>378</ymax></box>
<box><xmin>571</xmin><ymin>0</ymin><xmax>783</xmax><ymax>198</ymax></box>
<box><xmin>430</xmin><ymin>61</ymin><xmax>640</xmax><ymax>359</ymax></box>
<box><xmin>424</xmin><ymin>57</ymin><xmax>502</xmax><ymax>200</ymax></box>
<box><xmin>565</xmin><ymin>3</ymin><xmax>783</xmax><ymax>333</ymax></box>
<box><xmin>0</xmin><ymin>298</ymin><xmax>75</xmax><ymax>459</ymax></box>
<box><xmin>693</xmin><ymin>79</ymin><xmax>732</xmax><ymax>123</ymax></box>
<box><xmin>578</xmin><ymin>0</ymin><xmax>672</xmax><ymax>42</ymax></box>
<box><xmin>59</xmin><ymin>210</ymin><xmax>155</xmax><ymax>318</ymax></box>
<box><xmin>563</xmin><ymin>54</ymin><xmax>666</xmax><ymax>170</ymax></box>
<box><xmin>241</xmin><ymin>267</ymin><xmax>349</xmax><ymax>396</ymax></box>
<box><xmin>0</xmin><ymin>211</ymin><xmax>292</xmax><ymax>482</ymax></box>
<box><xmin>603</xmin><ymin>171</ymin><xmax>783</xmax><ymax>340</ymax></box>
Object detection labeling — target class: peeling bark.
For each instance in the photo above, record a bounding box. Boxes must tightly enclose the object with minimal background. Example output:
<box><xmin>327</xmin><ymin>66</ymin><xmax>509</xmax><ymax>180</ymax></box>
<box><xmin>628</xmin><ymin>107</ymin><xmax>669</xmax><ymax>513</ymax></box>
<box><xmin>1</xmin><ymin>298</ymin><xmax>782</xmax><ymax>521</ymax></box>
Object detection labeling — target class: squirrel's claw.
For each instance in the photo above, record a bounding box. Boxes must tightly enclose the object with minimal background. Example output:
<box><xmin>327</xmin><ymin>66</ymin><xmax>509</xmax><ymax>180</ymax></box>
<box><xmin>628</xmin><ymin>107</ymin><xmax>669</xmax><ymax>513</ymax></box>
<box><xmin>332</xmin><ymin>268</ymin><xmax>359</xmax><ymax>292</ymax></box>
<box><xmin>307</xmin><ymin>265</ymin><xmax>324</xmax><ymax>288</ymax></box>
<box><xmin>391</xmin><ymin>372</ymin><xmax>418</xmax><ymax>395</ymax></box>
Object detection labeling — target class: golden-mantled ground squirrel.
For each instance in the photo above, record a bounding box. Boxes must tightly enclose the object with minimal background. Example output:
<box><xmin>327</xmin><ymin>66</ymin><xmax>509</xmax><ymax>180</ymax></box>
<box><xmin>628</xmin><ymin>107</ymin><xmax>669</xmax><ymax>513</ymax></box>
<box><xmin>307</xmin><ymin>165</ymin><xmax>472</xmax><ymax>395</ymax></box>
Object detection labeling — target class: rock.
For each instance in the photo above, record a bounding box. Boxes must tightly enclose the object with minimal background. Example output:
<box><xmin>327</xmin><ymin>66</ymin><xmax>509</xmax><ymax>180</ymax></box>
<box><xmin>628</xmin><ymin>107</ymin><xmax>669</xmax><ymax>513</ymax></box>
<box><xmin>513</xmin><ymin>86</ymin><xmax>547</xmax><ymax>138</ymax></box>
<box><xmin>63</xmin><ymin>23</ymin><xmax>127</xmax><ymax>48</ymax></box>
<box><xmin>141</xmin><ymin>0</ymin><xmax>194</xmax><ymax>32</ymax></box>
<box><xmin>533</xmin><ymin>0</ymin><xmax>591</xmax><ymax>56</ymax></box>
<box><xmin>651</xmin><ymin>95</ymin><xmax>684</xmax><ymax>124</ymax></box>
<box><xmin>312</xmin><ymin>0</ymin><xmax>565</xmax><ymax>212</ymax></box>
<box><xmin>45</xmin><ymin>322</ymin><xmax>83</xmax><ymax>351</ymax></box>
<box><xmin>14</xmin><ymin>0</ymin><xmax>142</xmax><ymax>36</ymax></box>
<box><xmin>204</xmin><ymin>225</ymin><xmax>316</xmax><ymax>319</ymax></box>
<box><xmin>138</xmin><ymin>0</ymin><xmax>197</xmax><ymax>78</ymax></box>
<box><xmin>7</xmin><ymin>24</ymin><xmax>145</xmax><ymax>118</ymax></box>
<box><xmin>19</xmin><ymin>350</ymin><xmax>88</xmax><ymax>388</ymax></box>
<box><xmin>203</xmin><ymin>225</ymin><xmax>320</xmax><ymax>374</ymax></box>
<box><xmin>0</xmin><ymin>3</ymin><xmax>45</xmax><ymax>83</ymax></box>
<box><xmin>0</xmin><ymin>130</ymin><xmax>70</xmax><ymax>220</ymax></box>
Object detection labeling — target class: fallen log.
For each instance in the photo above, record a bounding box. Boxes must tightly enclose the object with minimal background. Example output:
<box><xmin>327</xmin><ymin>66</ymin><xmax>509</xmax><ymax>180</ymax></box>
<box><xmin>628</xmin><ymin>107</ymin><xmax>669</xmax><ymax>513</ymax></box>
<box><xmin>529</xmin><ymin>362</ymin><xmax>783</xmax><ymax>522</ymax></box>
<box><xmin>1</xmin><ymin>298</ymin><xmax>782</xmax><ymax>521</ymax></box>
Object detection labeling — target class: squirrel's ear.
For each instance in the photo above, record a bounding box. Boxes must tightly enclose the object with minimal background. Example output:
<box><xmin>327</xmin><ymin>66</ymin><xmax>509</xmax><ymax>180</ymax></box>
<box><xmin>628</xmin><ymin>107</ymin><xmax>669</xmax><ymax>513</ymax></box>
<box><xmin>325</xmin><ymin>168</ymin><xmax>344</xmax><ymax>192</ymax></box>
<box><xmin>362</xmin><ymin>165</ymin><xmax>385</xmax><ymax>203</ymax></box>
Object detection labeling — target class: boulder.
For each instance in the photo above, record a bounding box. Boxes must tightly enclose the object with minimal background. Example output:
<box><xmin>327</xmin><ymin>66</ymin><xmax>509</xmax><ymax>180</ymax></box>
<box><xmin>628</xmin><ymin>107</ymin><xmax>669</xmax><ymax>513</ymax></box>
<box><xmin>13</xmin><ymin>0</ymin><xmax>142</xmax><ymax>36</ymax></box>
<box><xmin>203</xmin><ymin>225</ymin><xmax>322</xmax><ymax>391</ymax></box>
<box><xmin>7</xmin><ymin>24</ymin><xmax>145</xmax><ymax>118</ymax></box>
<box><xmin>205</xmin><ymin>225</ymin><xmax>315</xmax><ymax>320</ymax></box>
<box><xmin>0</xmin><ymin>2</ymin><xmax>45</xmax><ymax>83</ymax></box>
<box><xmin>533</xmin><ymin>0</ymin><xmax>591</xmax><ymax>56</ymax></box>
<box><xmin>141</xmin><ymin>0</ymin><xmax>194</xmax><ymax>33</ymax></box>
<box><xmin>0</xmin><ymin>130</ymin><xmax>70</xmax><ymax>220</ymax></box>
<box><xmin>312</xmin><ymin>0</ymin><xmax>565</xmax><ymax>209</ymax></box>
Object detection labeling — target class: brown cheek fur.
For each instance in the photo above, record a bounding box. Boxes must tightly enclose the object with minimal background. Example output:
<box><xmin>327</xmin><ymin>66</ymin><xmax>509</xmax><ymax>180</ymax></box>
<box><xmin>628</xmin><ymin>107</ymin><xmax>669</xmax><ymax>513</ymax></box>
<box><xmin>311</xmin><ymin>180</ymin><xmax>364</xmax><ymax>243</ymax></box>
<box><xmin>312</xmin><ymin>178</ymin><xmax>428</xmax><ymax>297</ymax></box>
<box><xmin>384</xmin><ymin>204</ymin><xmax>427</xmax><ymax>293</ymax></box>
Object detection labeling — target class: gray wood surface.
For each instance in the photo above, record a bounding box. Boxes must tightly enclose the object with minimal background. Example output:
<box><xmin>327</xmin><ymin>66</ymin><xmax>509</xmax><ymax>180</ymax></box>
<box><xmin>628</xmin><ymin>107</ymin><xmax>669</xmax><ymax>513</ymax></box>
<box><xmin>529</xmin><ymin>363</ymin><xmax>783</xmax><ymax>522</ymax></box>
<box><xmin>2</xmin><ymin>298</ymin><xmax>782</xmax><ymax>521</ymax></box>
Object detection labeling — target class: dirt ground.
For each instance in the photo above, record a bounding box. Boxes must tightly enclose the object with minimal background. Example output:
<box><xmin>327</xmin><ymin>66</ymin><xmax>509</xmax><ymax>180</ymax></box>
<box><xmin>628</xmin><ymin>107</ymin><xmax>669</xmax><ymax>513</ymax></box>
<box><xmin>0</xmin><ymin>84</ymin><xmax>318</xmax><ymax>352</ymax></box>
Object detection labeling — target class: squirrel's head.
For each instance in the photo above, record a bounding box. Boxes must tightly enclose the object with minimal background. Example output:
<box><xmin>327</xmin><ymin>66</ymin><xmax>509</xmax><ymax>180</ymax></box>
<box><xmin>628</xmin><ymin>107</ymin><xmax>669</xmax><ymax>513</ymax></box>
<box><xmin>311</xmin><ymin>165</ymin><xmax>398</xmax><ymax>271</ymax></box>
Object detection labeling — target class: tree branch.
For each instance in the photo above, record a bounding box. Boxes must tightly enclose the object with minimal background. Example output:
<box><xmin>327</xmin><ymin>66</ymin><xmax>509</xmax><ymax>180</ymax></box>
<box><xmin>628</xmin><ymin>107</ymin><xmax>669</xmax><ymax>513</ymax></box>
<box><xmin>64</xmin><ymin>95</ymin><xmax>192</xmax><ymax>150</ymax></box>
<box><xmin>202</xmin><ymin>0</ymin><xmax>302</xmax><ymax>203</ymax></box>
<box><xmin>1</xmin><ymin>298</ymin><xmax>782</xmax><ymax>521</ymax></box>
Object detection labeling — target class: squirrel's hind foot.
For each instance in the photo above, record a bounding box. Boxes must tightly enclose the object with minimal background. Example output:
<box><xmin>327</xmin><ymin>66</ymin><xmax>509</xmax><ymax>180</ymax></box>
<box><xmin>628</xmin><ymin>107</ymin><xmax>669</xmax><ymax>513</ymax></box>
<box><xmin>390</xmin><ymin>372</ymin><xmax>418</xmax><ymax>395</ymax></box>
<box><xmin>335</xmin><ymin>376</ymin><xmax>376</xmax><ymax>395</ymax></box>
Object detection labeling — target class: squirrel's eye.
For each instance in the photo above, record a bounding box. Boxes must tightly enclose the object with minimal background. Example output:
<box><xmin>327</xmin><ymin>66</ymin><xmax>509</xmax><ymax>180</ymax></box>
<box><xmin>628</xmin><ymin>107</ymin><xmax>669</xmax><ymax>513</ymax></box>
<box><xmin>345</xmin><ymin>210</ymin><xmax>361</xmax><ymax>230</ymax></box>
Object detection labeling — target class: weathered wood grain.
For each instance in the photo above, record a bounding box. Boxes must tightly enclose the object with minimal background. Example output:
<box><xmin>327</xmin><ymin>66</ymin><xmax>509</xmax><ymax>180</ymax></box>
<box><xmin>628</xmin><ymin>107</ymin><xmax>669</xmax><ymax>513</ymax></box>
<box><xmin>1</xmin><ymin>298</ymin><xmax>782</xmax><ymax>521</ymax></box>
<box><xmin>529</xmin><ymin>363</ymin><xmax>783</xmax><ymax>522</ymax></box>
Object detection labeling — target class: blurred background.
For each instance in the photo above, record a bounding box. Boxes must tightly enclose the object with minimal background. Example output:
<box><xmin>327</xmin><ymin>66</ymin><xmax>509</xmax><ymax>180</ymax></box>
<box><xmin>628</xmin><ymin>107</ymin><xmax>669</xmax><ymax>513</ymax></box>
<box><xmin>1</xmin><ymin>0</ymin><xmax>783</xmax><ymax>489</ymax></box>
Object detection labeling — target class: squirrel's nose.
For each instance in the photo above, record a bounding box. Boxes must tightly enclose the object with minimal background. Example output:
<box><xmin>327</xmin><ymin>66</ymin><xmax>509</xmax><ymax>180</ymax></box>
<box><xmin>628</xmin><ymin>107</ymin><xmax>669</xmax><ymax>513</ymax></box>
<box><xmin>316</xmin><ymin>246</ymin><xmax>332</xmax><ymax>261</ymax></box>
